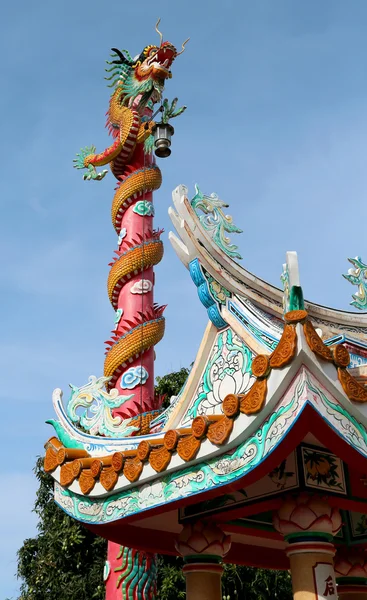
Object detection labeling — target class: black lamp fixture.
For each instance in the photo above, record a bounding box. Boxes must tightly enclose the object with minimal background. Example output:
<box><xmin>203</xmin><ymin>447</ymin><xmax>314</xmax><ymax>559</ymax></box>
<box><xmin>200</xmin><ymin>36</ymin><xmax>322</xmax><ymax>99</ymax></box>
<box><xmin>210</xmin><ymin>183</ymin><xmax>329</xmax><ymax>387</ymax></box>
<box><xmin>152</xmin><ymin>122</ymin><xmax>175</xmax><ymax>158</ymax></box>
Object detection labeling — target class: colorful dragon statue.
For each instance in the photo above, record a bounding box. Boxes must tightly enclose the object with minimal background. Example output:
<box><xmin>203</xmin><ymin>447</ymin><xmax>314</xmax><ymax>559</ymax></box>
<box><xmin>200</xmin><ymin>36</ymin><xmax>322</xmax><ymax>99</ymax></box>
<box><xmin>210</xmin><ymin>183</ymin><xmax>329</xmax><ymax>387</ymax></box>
<box><xmin>74</xmin><ymin>21</ymin><xmax>187</xmax><ymax>419</ymax></box>
<box><xmin>74</xmin><ymin>21</ymin><xmax>187</xmax><ymax>600</ymax></box>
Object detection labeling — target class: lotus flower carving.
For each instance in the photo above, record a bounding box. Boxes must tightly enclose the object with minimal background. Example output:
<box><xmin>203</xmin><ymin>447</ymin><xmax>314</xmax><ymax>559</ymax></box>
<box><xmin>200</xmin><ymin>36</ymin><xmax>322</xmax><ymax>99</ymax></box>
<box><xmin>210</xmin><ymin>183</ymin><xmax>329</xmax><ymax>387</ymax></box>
<box><xmin>334</xmin><ymin>551</ymin><xmax>367</xmax><ymax>579</ymax></box>
<box><xmin>175</xmin><ymin>521</ymin><xmax>231</xmax><ymax>559</ymax></box>
<box><xmin>183</xmin><ymin>329</ymin><xmax>254</xmax><ymax>424</ymax></box>
<box><xmin>273</xmin><ymin>493</ymin><xmax>342</xmax><ymax>536</ymax></box>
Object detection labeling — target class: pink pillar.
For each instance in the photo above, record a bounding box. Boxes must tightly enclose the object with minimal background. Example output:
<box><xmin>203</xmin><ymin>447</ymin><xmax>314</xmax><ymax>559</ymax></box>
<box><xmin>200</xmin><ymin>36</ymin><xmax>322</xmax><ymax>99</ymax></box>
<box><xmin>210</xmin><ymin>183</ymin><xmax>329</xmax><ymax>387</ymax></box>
<box><xmin>104</xmin><ymin>145</ymin><xmax>161</xmax><ymax>597</ymax></box>
<box><xmin>105</xmin><ymin>144</ymin><xmax>162</xmax><ymax>417</ymax></box>
<box><xmin>113</xmin><ymin>186</ymin><xmax>155</xmax><ymax>417</ymax></box>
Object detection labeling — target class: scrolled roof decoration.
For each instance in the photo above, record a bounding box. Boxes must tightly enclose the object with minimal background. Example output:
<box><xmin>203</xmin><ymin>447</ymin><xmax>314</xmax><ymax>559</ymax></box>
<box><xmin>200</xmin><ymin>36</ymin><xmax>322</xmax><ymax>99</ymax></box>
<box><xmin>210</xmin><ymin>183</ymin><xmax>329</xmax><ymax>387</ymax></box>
<box><xmin>269</xmin><ymin>324</ymin><xmax>297</xmax><ymax>369</ymax></box>
<box><xmin>343</xmin><ymin>256</ymin><xmax>367</xmax><ymax>310</ymax></box>
<box><xmin>338</xmin><ymin>369</ymin><xmax>367</xmax><ymax>403</ymax></box>
<box><xmin>66</xmin><ymin>375</ymin><xmax>139</xmax><ymax>437</ymax></box>
<box><xmin>301</xmin><ymin>312</ymin><xmax>367</xmax><ymax>404</ymax></box>
<box><xmin>303</xmin><ymin>320</ymin><xmax>333</xmax><ymax>363</ymax></box>
<box><xmin>235</xmin><ymin>310</ymin><xmax>300</xmax><ymax>416</ymax></box>
<box><xmin>44</xmin><ymin>406</ymin><xmax>238</xmax><ymax>493</ymax></box>
<box><xmin>190</xmin><ymin>184</ymin><xmax>243</xmax><ymax>260</ymax></box>
<box><xmin>53</xmin><ymin>371</ymin><xmax>367</xmax><ymax>524</ymax></box>
<box><xmin>44</xmin><ymin>306</ymin><xmax>367</xmax><ymax>496</ymax></box>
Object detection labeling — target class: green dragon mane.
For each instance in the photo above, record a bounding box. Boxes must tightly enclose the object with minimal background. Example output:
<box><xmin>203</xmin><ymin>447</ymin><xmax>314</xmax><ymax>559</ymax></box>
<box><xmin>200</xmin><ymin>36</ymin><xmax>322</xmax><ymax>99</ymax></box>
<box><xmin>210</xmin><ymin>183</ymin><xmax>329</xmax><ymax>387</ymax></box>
<box><xmin>105</xmin><ymin>48</ymin><xmax>164</xmax><ymax>110</ymax></box>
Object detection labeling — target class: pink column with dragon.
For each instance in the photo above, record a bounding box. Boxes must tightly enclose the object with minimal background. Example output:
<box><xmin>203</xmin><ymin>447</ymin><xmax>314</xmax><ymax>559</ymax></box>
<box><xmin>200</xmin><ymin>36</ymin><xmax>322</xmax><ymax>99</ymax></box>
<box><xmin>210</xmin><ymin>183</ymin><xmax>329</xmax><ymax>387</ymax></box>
<box><xmin>105</xmin><ymin>144</ymin><xmax>162</xmax><ymax>418</ymax></box>
<box><xmin>74</xmin><ymin>21</ymin><xmax>187</xmax><ymax>600</ymax></box>
<box><xmin>104</xmin><ymin>144</ymin><xmax>161</xmax><ymax>600</ymax></box>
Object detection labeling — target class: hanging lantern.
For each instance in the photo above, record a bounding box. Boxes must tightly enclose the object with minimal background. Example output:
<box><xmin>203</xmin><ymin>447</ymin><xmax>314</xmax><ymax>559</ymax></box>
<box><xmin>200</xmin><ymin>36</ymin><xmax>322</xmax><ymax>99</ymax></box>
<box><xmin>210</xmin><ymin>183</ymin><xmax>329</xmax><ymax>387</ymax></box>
<box><xmin>152</xmin><ymin>122</ymin><xmax>175</xmax><ymax>158</ymax></box>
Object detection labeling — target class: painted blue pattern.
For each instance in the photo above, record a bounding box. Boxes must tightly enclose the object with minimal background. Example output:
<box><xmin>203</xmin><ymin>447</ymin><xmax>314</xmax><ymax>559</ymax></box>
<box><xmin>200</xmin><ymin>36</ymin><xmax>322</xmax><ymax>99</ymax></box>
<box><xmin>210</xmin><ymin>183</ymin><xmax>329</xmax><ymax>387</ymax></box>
<box><xmin>189</xmin><ymin>258</ymin><xmax>227</xmax><ymax>329</ymax></box>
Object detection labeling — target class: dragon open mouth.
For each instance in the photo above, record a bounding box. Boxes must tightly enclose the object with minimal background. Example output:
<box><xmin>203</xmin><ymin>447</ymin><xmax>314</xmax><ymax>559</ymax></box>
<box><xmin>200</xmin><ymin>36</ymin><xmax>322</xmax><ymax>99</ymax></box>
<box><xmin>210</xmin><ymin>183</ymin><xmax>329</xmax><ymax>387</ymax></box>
<box><xmin>148</xmin><ymin>44</ymin><xmax>176</xmax><ymax>78</ymax></box>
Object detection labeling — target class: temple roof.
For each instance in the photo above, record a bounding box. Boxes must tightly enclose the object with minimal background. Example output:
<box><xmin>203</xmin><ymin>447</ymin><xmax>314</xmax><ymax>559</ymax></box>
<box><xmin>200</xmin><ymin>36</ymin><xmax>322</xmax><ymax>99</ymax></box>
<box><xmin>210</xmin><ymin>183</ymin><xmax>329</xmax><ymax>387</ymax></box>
<box><xmin>44</xmin><ymin>184</ymin><xmax>367</xmax><ymax>564</ymax></box>
<box><xmin>48</xmin><ymin>308</ymin><xmax>367</xmax><ymax>520</ymax></box>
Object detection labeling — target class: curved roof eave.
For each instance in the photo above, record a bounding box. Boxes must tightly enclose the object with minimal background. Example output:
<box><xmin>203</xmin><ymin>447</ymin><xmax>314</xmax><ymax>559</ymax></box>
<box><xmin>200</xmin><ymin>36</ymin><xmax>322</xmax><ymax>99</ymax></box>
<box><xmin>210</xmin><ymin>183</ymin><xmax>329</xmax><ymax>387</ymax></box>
<box><xmin>52</xmin><ymin>322</ymin><xmax>367</xmax><ymax>525</ymax></box>
<box><xmin>169</xmin><ymin>184</ymin><xmax>367</xmax><ymax>332</ymax></box>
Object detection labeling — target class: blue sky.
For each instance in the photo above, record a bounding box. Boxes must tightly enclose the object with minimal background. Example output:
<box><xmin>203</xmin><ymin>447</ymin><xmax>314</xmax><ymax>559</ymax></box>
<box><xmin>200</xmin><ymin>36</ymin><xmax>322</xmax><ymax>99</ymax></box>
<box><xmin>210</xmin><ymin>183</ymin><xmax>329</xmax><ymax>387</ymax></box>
<box><xmin>2</xmin><ymin>0</ymin><xmax>367</xmax><ymax>596</ymax></box>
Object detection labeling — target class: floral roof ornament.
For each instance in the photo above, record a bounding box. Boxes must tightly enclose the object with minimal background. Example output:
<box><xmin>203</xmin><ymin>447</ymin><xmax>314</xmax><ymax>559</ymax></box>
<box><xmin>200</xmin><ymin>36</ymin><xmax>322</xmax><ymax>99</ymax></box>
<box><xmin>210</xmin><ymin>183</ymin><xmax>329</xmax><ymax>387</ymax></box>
<box><xmin>190</xmin><ymin>184</ymin><xmax>243</xmax><ymax>260</ymax></box>
<box><xmin>181</xmin><ymin>328</ymin><xmax>254</xmax><ymax>424</ymax></box>
<box><xmin>343</xmin><ymin>256</ymin><xmax>367</xmax><ymax>310</ymax></box>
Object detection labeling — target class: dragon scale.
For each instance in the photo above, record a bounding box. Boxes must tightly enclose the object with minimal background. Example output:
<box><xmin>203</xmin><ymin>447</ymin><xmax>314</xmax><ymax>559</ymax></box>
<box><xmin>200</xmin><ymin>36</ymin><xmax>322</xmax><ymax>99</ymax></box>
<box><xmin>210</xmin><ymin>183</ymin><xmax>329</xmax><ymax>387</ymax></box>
<box><xmin>102</xmin><ymin>124</ymin><xmax>165</xmax><ymax>415</ymax></box>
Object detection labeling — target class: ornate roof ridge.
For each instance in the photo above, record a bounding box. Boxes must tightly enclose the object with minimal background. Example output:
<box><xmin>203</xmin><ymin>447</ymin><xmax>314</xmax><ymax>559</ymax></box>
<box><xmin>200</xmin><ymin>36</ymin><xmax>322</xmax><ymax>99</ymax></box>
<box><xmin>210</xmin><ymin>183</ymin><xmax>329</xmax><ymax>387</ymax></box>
<box><xmin>169</xmin><ymin>185</ymin><xmax>367</xmax><ymax>332</ymax></box>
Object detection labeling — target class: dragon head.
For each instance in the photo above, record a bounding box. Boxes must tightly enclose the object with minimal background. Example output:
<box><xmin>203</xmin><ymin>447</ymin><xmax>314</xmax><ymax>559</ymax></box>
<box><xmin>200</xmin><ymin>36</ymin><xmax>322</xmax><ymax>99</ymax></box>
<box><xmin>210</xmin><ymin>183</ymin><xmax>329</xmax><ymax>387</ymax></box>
<box><xmin>106</xmin><ymin>19</ymin><xmax>188</xmax><ymax>115</ymax></box>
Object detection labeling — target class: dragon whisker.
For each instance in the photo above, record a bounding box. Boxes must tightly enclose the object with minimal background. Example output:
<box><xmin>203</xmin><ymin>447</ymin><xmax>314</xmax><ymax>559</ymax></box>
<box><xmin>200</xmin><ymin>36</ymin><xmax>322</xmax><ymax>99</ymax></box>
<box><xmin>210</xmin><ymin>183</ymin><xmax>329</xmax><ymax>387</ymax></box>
<box><xmin>176</xmin><ymin>38</ymin><xmax>190</xmax><ymax>56</ymax></box>
<box><xmin>105</xmin><ymin>73</ymin><xmax>120</xmax><ymax>81</ymax></box>
<box><xmin>107</xmin><ymin>79</ymin><xmax>120</xmax><ymax>88</ymax></box>
<box><xmin>105</xmin><ymin>65</ymin><xmax>121</xmax><ymax>73</ymax></box>
<box><xmin>155</xmin><ymin>18</ymin><xmax>163</xmax><ymax>45</ymax></box>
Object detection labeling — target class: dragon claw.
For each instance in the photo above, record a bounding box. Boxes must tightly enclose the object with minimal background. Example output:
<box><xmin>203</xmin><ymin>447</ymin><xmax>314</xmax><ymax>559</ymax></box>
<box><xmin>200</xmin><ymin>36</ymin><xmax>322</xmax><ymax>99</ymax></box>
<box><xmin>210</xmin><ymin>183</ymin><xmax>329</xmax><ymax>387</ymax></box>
<box><xmin>74</xmin><ymin>146</ymin><xmax>108</xmax><ymax>181</ymax></box>
<box><xmin>82</xmin><ymin>166</ymin><xmax>108</xmax><ymax>181</ymax></box>
<box><xmin>161</xmin><ymin>97</ymin><xmax>187</xmax><ymax>124</ymax></box>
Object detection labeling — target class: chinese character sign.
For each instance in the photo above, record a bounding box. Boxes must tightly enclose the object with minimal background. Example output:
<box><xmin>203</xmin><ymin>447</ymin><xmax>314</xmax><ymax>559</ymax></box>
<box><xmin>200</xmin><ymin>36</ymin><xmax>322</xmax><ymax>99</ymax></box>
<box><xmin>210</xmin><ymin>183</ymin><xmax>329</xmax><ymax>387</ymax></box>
<box><xmin>313</xmin><ymin>563</ymin><xmax>337</xmax><ymax>600</ymax></box>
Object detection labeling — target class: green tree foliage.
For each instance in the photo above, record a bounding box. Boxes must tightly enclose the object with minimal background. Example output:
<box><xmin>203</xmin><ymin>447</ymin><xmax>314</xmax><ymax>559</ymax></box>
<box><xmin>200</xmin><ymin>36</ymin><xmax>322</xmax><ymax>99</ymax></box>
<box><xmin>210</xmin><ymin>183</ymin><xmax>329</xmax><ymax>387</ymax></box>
<box><xmin>221</xmin><ymin>564</ymin><xmax>292</xmax><ymax>599</ymax></box>
<box><xmin>17</xmin><ymin>457</ymin><xmax>107</xmax><ymax>599</ymax></box>
<box><xmin>156</xmin><ymin>557</ymin><xmax>292</xmax><ymax>600</ymax></box>
<box><xmin>157</xmin><ymin>556</ymin><xmax>186</xmax><ymax>599</ymax></box>
<box><xmin>155</xmin><ymin>366</ymin><xmax>190</xmax><ymax>408</ymax></box>
<box><xmin>17</xmin><ymin>367</ymin><xmax>292</xmax><ymax>599</ymax></box>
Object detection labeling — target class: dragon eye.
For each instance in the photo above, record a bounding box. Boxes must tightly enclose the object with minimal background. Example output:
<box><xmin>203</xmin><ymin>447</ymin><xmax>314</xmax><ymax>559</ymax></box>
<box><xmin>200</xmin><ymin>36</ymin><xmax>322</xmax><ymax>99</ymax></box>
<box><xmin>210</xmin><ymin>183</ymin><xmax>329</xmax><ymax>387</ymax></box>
<box><xmin>147</xmin><ymin>46</ymin><xmax>158</xmax><ymax>57</ymax></box>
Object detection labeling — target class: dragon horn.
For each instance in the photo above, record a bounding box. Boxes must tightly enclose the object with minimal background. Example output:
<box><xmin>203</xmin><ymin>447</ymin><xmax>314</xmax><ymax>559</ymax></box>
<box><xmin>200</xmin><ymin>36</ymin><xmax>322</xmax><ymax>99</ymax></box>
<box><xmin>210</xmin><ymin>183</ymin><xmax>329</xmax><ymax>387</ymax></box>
<box><xmin>176</xmin><ymin>38</ymin><xmax>190</xmax><ymax>56</ymax></box>
<box><xmin>155</xmin><ymin>18</ymin><xmax>163</xmax><ymax>45</ymax></box>
<box><xmin>110</xmin><ymin>48</ymin><xmax>133</xmax><ymax>65</ymax></box>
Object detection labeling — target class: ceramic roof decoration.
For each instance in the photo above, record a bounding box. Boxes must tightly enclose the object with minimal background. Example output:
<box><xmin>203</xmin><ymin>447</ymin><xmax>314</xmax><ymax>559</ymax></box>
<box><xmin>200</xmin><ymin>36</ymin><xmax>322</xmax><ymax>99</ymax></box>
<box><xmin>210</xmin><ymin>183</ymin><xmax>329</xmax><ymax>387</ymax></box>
<box><xmin>44</xmin><ymin>173</ymin><xmax>367</xmax><ymax>560</ymax></box>
<box><xmin>343</xmin><ymin>256</ymin><xmax>367</xmax><ymax>310</ymax></box>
